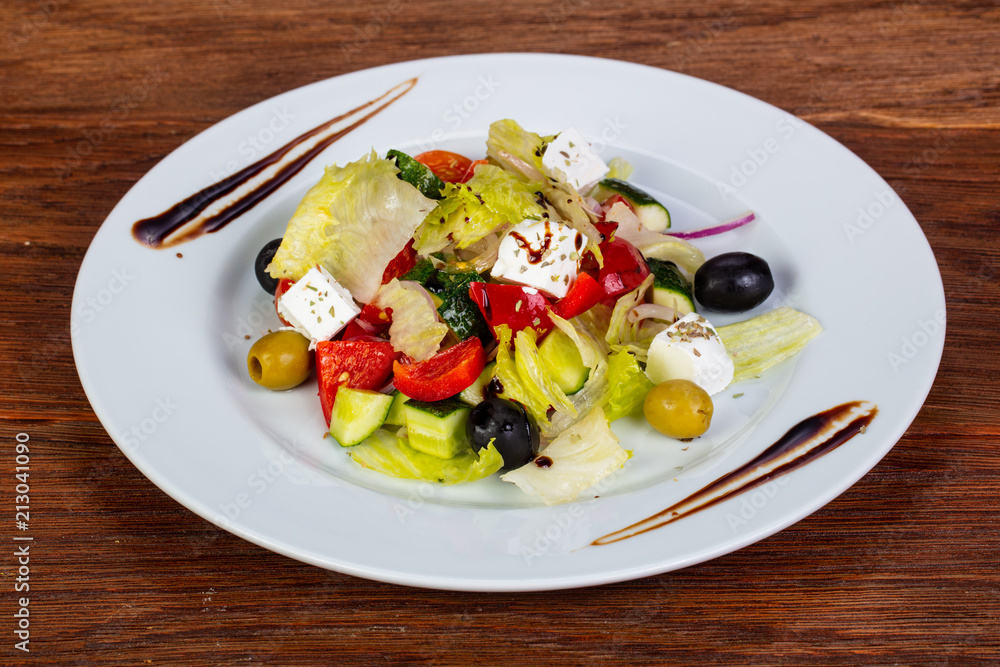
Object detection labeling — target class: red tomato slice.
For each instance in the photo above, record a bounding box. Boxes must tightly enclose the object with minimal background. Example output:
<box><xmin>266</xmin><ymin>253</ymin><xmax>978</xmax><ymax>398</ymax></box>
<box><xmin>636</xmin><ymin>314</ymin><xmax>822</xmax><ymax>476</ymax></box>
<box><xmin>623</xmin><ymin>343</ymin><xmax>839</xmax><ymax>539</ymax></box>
<box><xmin>315</xmin><ymin>340</ymin><xmax>396</xmax><ymax>425</ymax></box>
<box><xmin>468</xmin><ymin>282</ymin><xmax>554</xmax><ymax>338</ymax></box>
<box><xmin>392</xmin><ymin>338</ymin><xmax>486</xmax><ymax>402</ymax></box>
<box><xmin>274</xmin><ymin>277</ymin><xmax>296</xmax><ymax>327</ymax></box>
<box><xmin>340</xmin><ymin>303</ymin><xmax>392</xmax><ymax>341</ymax></box>
<box><xmin>414</xmin><ymin>150</ymin><xmax>474</xmax><ymax>184</ymax></box>
<box><xmin>462</xmin><ymin>158</ymin><xmax>489</xmax><ymax>182</ymax></box>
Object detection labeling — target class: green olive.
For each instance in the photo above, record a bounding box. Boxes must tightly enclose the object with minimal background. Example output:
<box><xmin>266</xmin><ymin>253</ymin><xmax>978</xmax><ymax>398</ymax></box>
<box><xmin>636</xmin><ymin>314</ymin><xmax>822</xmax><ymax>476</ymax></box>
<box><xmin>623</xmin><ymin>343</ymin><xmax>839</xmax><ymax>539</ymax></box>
<box><xmin>643</xmin><ymin>379</ymin><xmax>714</xmax><ymax>439</ymax></box>
<box><xmin>247</xmin><ymin>331</ymin><xmax>313</xmax><ymax>390</ymax></box>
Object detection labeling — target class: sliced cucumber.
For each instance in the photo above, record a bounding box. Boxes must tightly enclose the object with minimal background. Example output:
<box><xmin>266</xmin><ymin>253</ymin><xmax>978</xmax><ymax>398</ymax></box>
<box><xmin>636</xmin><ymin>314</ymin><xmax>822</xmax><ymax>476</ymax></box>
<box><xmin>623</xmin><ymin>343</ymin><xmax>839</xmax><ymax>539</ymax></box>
<box><xmin>593</xmin><ymin>178</ymin><xmax>671</xmax><ymax>231</ymax></box>
<box><xmin>648</xmin><ymin>258</ymin><xmax>695</xmax><ymax>316</ymax></box>
<box><xmin>458</xmin><ymin>360</ymin><xmax>497</xmax><ymax>406</ymax></box>
<box><xmin>538</xmin><ymin>328</ymin><xmax>590</xmax><ymax>395</ymax></box>
<box><xmin>403</xmin><ymin>398</ymin><xmax>472</xmax><ymax>459</ymax></box>
<box><xmin>384</xmin><ymin>391</ymin><xmax>410</xmax><ymax>427</ymax></box>
<box><xmin>330</xmin><ymin>387</ymin><xmax>394</xmax><ymax>447</ymax></box>
<box><xmin>387</xmin><ymin>149</ymin><xmax>445</xmax><ymax>200</ymax></box>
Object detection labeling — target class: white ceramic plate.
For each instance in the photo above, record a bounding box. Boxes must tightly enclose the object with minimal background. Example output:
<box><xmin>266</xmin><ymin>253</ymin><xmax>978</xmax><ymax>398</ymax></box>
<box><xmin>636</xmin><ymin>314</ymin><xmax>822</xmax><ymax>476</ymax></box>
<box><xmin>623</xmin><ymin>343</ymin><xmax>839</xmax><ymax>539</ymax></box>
<box><xmin>72</xmin><ymin>54</ymin><xmax>945</xmax><ymax>591</ymax></box>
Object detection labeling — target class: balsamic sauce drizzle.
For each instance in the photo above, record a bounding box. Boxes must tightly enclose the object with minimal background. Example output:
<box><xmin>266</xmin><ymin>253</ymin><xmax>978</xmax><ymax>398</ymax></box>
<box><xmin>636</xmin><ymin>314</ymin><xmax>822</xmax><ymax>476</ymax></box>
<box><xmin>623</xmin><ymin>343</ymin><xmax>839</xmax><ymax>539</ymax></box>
<box><xmin>590</xmin><ymin>401</ymin><xmax>878</xmax><ymax>546</ymax></box>
<box><xmin>132</xmin><ymin>77</ymin><xmax>418</xmax><ymax>249</ymax></box>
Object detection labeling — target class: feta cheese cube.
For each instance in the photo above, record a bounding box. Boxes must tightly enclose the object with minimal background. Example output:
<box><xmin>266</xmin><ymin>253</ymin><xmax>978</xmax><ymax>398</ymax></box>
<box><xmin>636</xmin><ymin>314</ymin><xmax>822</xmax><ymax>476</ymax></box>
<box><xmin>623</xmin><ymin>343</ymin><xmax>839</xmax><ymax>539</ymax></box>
<box><xmin>645</xmin><ymin>313</ymin><xmax>734</xmax><ymax>396</ymax></box>
<box><xmin>541</xmin><ymin>127</ymin><xmax>610</xmax><ymax>193</ymax></box>
<box><xmin>277</xmin><ymin>265</ymin><xmax>360</xmax><ymax>346</ymax></box>
<box><xmin>491</xmin><ymin>218</ymin><xmax>585</xmax><ymax>299</ymax></box>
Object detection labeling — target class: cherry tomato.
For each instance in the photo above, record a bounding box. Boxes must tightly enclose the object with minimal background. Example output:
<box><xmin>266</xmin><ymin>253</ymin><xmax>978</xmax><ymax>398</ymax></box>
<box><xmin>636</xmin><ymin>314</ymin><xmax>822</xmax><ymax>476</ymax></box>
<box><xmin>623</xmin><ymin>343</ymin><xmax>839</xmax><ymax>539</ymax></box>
<box><xmin>414</xmin><ymin>150</ymin><xmax>475</xmax><ymax>183</ymax></box>
<box><xmin>340</xmin><ymin>303</ymin><xmax>392</xmax><ymax>341</ymax></box>
<box><xmin>468</xmin><ymin>282</ymin><xmax>554</xmax><ymax>338</ymax></box>
<box><xmin>393</xmin><ymin>337</ymin><xmax>486</xmax><ymax>402</ymax></box>
<box><xmin>315</xmin><ymin>340</ymin><xmax>397</xmax><ymax>425</ymax></box>
<box><xmin>273</xmin><ymin>277</ymin><xmax>296</xmax><ymax>327</ymax></box>
<box><xmin>462</xmin><ymin>158</ymin><xmax>489</xmax><ymax>182</ymax></box>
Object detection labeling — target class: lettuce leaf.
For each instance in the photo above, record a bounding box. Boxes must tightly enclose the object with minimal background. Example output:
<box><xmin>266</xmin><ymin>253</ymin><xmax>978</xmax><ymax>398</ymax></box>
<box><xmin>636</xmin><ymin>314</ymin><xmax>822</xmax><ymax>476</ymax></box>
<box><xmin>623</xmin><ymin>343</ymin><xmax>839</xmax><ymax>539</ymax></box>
<box><xmin>350</xmin><ymin>429</ymin><xmax>504</xmax><ymax>484</ymax></box>
<box><xmin>542</xmin><ymin>314</ymin><xmax>611</xmax><ymax>438</ymax></box>
<box><xmin>501</xmin><ymin>406</ymin><xmax>628</xmax><ymax>505</ymax></box>
<box><xmin>485</xmin><ymin>119</ymin><xmax>550</xmax><ymax>183</ymax></box>
<box><xmin>372</xmin><ymin>279</ymin><xmax>448</xmax><ymax>362</ymax></box>
<box><xmin>603</xmin><ymin>348</ymin><xmax>655</xmax><ymax>422</ymax></box>
<box><xmin>268</xmin><ymin>150</ymin><xmax>437</xmax><ymax>303</ymax></box>
<box><xmin>414</xmin><ymin>164</ymin><xmax>544</xmax><ymax>254</ymax></box>
<box><xmin>493</xmin><ymin>324</ymin><xmax>575</xmax><ymax>430</ymax></box>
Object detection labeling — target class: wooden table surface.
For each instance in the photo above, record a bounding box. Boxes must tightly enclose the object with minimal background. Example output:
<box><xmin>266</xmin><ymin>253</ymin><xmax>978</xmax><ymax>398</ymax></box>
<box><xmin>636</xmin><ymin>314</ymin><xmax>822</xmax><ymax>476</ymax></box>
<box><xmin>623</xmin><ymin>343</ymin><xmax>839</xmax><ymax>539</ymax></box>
<box><xmin>3</xmin><ymin>0</ymin><xmax>998</xmax><ymax>663</ymax></box>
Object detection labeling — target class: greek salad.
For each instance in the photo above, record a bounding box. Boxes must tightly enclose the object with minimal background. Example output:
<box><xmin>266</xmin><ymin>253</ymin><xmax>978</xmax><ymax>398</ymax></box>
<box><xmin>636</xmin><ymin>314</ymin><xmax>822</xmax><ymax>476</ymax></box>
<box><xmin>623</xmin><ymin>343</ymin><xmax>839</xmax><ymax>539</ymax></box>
<box><xmin>245</xmin><ymin>119</ymin><xmax>822</xmax><ymax>505</ymax></box>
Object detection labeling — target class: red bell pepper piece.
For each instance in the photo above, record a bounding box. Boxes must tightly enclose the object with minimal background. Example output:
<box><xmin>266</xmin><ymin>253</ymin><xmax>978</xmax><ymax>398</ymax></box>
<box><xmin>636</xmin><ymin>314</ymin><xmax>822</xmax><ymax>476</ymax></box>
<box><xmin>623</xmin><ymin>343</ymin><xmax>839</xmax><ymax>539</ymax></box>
<box><xmin>381</xmin><ymin>239</ymin><xmax>417</xmax><ymax>284</ymax></box>
<box><xmin>315</xmin><ymin>340</ymin><xmax>396</xmax><ymax>425</ymax></box>
<box><xmin>594</xmin><ymin>236</ymin><xmax>650</xmax><ymax>306</ymax></box>
<box><xmin>468</xmin><ymin>282</ymin><xmax>554</xmax><ymax>338</ymax></box>
<box><xmin>392</xmin><ymin>337</ymin><xmax>486</xmax><ymax>402</ymax></box>
<box><xmin>552</xmin><ymin>272</ymin><xmax>605</xmax><ymax>320</ymax></box>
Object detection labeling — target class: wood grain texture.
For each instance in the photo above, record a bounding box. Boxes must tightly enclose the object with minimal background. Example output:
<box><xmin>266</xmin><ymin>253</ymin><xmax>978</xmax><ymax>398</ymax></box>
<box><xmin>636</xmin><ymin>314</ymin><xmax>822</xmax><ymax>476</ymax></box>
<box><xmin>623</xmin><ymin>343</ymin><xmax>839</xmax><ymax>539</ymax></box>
<box><xmin>2</xmin><ymin>0</ymin><xmax>998</xmax><ymax>664</ymax></box>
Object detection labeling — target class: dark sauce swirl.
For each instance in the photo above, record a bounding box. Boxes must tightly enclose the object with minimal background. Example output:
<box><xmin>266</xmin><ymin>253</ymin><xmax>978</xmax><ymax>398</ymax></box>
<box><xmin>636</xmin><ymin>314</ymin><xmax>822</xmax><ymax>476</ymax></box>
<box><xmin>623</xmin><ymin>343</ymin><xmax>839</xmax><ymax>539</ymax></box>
<box><xmin>132</xmin><ymin>77</ymin><xmax>418</xmax><ymax>249</ymax></box>
<box><xmin>590</xmin><ymin>401</ymin><xmax>878</xmax><ymax>546</ymax></box>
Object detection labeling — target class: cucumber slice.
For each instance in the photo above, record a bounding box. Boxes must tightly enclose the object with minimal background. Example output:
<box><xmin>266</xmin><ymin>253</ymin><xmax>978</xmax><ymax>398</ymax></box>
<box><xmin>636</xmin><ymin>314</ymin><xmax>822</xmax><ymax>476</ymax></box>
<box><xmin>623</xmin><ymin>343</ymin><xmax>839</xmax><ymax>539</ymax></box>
<box><xmin>330</xmin><ymin>387</ymin><xmax>394</xmax><ymax>447</ymax></box>
<box><xmin>593</xmin><ymin>178</ymin><xmax>671</xmax><ymax>231</ymax></box>
<box><xmin>648</xmin><ymin>258</ymin><xmax>695</xmax><ymax>316</ymax></box>
<box><xmin>384</xmin><ymin>391</ymin><xmax>410</xmax><ymax>427</ymax></box>
<box><xmin>458</xmin><ymin>360</ymin><xmax>497</xmax><ymax>406</ymax></box>
<box><xmin>403</xmin><ymin>398</ymin><xmax>472</xmax><ymax>459</ymax></box>
<box><xmin>538</xmin><ymin>328</ymin><xmax>591</xmax><ymax>395</ymax></box>
<box><xmin>387</xmin><ymin>149</ymin><xmax>445</xmax><ymax>200</ymax></box>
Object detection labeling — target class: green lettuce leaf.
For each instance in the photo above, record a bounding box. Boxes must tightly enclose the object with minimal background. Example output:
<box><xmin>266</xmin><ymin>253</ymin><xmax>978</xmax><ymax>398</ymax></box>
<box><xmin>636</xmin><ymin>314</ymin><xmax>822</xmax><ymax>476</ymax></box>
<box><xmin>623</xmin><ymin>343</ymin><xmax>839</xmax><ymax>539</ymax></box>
<box><xmin>372</xmin><ymin>278</ymin><xmax>448</xmax><ymax>361</ymax></box>
<box><xmin>603</xmin><ymin>348</ymin><xmax>655</xmax><ymax>422</ymax></box>
<box><xmin>350</xmin><ymin>429</ymin><xmax>503</xmax><ymax>484</ymax></box>
<box><xmin>493</xmin><ymin>324</ymin><xmax>576</xmax><ymax>430</ymax></box>
<box><xmin>268</xmin><ymin>150</ymin><xmax>436</xmax><ymax>303</ymax></box>
<box><xmin>485</xmin><ymin>118</ymin><xmax>550</xmax><ymax>183</ymax></box>
<box><xmin>414</xmin><ymin>164</ymin><xmax>544</xmax><ymax>254</ymax></box>
<box><xmin>501</xmin><ymin>406</ymin><xmax>628</xmax><ymax>505</ymax></box>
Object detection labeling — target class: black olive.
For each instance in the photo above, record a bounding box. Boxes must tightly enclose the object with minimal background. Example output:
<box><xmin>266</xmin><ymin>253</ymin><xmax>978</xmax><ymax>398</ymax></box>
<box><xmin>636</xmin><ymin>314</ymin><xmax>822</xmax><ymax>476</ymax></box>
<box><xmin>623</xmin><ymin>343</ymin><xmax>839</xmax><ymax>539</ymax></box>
<box><xmin>466</xmin><ymin>397</ymin><xmax>539</xmax><ymax>470</ymax></box>
<box><xmin>254</xmin><ymin>238</ymin><xmax>283</xmax><ymax>294</ymax></box>
<box><xmin>694</xmin><ymin>252</ymin><xmax>774</xmax><ymax>312</ymax></box>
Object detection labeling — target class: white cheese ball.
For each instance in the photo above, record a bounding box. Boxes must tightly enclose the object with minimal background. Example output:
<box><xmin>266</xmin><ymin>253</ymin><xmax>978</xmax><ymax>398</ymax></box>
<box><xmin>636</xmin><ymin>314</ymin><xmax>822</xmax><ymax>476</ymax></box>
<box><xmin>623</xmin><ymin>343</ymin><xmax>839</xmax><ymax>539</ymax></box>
<box><xmin>645</xmin><ymin>313</ymin><xmax>734</xmax><ymax>396</ymax></box>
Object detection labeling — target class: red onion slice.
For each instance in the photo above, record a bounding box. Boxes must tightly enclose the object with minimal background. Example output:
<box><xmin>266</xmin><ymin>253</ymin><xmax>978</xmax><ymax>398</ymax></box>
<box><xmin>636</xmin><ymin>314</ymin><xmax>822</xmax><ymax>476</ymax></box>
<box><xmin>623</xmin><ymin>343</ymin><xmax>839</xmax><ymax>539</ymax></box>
<box><xmin>668</xmin><ymin>211</ymin><xmax>756</xmax><ymax>240</ymax></box>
